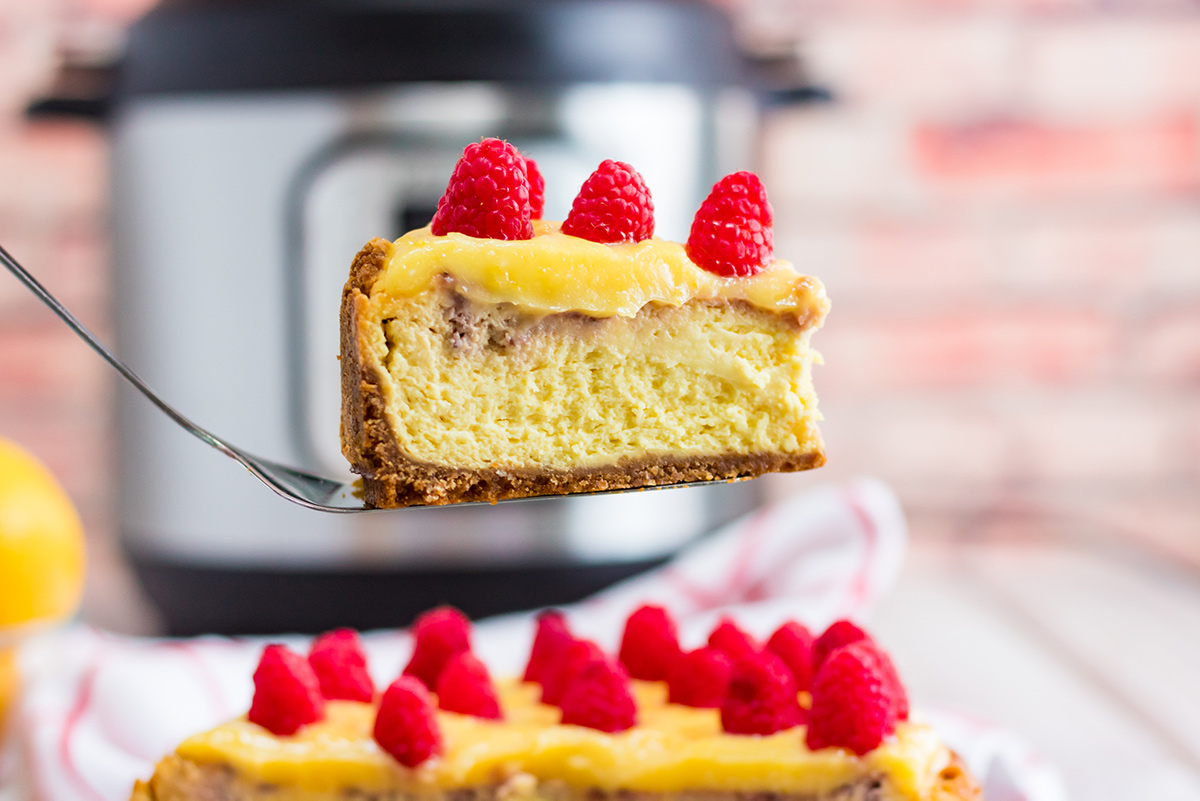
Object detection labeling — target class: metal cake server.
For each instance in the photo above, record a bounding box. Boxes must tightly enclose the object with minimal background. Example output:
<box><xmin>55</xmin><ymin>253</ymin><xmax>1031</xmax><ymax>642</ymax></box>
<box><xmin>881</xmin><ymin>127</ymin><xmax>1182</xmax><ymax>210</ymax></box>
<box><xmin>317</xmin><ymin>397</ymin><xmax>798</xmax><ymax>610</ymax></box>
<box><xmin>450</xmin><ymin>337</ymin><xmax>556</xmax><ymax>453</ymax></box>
<box><xmin>2</xmin><ymin>244</ymin><xmax>719</xmax><ymax>512</ymax></box>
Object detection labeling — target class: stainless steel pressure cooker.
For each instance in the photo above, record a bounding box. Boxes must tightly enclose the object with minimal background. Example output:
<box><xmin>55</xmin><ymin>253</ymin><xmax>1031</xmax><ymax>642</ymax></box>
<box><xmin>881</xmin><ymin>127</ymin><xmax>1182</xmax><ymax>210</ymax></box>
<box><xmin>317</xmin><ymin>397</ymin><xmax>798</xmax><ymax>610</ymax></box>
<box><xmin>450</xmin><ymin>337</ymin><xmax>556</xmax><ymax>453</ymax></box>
<box><xmin>88</xmin><ymin>0</ymin><xmax>815</xmax><ymax>634</ymax></box>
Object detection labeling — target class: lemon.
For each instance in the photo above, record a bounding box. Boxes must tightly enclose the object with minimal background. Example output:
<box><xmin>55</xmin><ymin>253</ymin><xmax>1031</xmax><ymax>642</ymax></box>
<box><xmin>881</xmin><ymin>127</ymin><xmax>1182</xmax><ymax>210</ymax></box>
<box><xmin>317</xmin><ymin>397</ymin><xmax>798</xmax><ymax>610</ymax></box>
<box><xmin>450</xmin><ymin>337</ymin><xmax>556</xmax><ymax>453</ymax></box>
<box><xmin>0</xmin><ymin>437</ymin><xmax>86</xmax><ymax>630</ymax></box>
<box><xmin>0</xmin><ymin>646</ymin><xmax>15</xmax><ymax>733</ymax></box>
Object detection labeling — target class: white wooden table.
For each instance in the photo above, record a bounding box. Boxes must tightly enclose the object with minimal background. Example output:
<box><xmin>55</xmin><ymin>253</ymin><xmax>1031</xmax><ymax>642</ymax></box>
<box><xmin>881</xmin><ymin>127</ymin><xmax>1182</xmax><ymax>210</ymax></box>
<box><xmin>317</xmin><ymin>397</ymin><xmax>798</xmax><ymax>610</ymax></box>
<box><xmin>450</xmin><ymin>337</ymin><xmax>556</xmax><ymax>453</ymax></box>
<box><xmin>872</xmin><ymin>528</ymin><xmax>1200</xmax><ymax>800</ymax></box>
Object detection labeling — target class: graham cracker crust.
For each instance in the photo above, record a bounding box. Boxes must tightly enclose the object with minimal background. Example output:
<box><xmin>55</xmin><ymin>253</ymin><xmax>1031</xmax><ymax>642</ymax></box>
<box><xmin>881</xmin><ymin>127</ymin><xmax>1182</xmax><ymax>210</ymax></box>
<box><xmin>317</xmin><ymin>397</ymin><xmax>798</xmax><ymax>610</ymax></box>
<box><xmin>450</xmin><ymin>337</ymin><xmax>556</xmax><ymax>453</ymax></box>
<box><xmin>359</xmin><ymin>449</ymin><xmax>826</xmax><ymax>509</ymax></box>
<box><xmin>340</xmin><ymin>238</ymin><xmax>826</xmax><ymax>509</ymax></box>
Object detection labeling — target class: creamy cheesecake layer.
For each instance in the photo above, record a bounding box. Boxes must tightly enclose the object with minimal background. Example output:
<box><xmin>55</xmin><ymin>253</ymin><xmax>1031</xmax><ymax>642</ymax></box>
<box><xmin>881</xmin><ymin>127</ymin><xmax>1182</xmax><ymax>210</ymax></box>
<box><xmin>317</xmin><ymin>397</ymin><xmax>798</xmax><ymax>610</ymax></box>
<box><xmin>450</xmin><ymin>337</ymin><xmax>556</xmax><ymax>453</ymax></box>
<box><xmin>356</xmin><ymin>284</ymin><xmax>822</xmax><ymax>471</ymax></box>
<box><xmin>174</xmin><ymin>681</ymin><xmax>950</xmax><ymax>800</ymax></box>
<box><xmin>372</xmin><ymin>222</ymin><xmax>829</xmax><ymax>322</ymax></box>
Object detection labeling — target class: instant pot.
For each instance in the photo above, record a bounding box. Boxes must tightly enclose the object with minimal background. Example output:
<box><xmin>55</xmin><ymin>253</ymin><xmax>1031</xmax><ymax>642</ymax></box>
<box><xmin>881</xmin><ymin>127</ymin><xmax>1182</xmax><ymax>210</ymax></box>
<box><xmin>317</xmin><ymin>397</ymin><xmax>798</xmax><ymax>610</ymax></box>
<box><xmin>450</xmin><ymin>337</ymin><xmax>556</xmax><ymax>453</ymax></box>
<box><xmin>41</xmin><ymin>0</ymin><xmax>824</xmax><ymax>634</ymax></box>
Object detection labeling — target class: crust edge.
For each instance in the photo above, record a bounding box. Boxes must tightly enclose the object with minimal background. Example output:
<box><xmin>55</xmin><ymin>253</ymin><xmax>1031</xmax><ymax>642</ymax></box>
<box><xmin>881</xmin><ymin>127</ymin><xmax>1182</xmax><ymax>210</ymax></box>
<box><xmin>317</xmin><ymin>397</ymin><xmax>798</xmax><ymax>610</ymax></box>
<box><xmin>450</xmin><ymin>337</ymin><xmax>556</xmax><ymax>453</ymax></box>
<box><xmin>360</xmin><ymin>448</ymin><xmax>827</xmax><ymax>508</ymax></box>
<box><xmin>339</xmin><ymin>238</ymin><xmax>405</xmax><ymax>486</ymax></box>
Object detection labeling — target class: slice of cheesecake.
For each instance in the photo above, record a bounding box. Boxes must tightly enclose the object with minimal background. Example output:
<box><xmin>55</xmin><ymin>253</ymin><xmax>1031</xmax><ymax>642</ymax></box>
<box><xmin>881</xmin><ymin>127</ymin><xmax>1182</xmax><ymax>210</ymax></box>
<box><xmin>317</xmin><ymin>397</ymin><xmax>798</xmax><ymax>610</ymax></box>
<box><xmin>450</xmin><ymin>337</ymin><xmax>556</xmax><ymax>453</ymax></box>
<box><xmin>339</xmin><ymin>222</ymin><xmax>829</xmax><ymax>508</ymax></box>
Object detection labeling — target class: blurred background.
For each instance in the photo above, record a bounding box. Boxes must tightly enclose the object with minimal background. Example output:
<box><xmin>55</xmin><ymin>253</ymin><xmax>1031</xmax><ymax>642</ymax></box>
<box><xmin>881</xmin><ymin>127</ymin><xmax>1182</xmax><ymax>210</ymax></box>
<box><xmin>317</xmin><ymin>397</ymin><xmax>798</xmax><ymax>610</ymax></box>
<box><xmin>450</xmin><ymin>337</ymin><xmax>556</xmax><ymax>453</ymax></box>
<box><xmin>0</xmin><ymin>0</ymin><xmax>1198</xmax><ymax>796</ymax></box>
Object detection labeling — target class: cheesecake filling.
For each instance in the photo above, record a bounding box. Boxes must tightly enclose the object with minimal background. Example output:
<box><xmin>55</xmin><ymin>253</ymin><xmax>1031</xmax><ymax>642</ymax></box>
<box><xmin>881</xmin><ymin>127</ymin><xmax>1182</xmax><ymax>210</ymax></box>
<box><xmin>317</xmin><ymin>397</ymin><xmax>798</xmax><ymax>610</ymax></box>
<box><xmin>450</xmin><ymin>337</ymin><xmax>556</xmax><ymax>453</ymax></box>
<box><xmin>372</xmin><ymin>222</ymin><xmax>829</xmax><ymax>323</ymax></box>
<box><xmin>177</xmin><ymin>681</ymin><xmax>950</xmax><ymax>799</ymax></box>
<box><xmin>358</xmin><ymin>285</ymin><xmax>822</xmax><ymax>471</ymax></box>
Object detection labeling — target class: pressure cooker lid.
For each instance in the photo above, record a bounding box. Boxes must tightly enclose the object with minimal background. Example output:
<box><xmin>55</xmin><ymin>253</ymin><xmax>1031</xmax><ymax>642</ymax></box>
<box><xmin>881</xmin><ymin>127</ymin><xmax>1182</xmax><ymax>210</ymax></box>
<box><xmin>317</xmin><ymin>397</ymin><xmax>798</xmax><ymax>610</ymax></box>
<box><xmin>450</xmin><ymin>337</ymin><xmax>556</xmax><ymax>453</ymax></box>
<box><xmin>117</xmin><ymin>0</ymin><xmax>753</xmax><ymax>97</ymax></box>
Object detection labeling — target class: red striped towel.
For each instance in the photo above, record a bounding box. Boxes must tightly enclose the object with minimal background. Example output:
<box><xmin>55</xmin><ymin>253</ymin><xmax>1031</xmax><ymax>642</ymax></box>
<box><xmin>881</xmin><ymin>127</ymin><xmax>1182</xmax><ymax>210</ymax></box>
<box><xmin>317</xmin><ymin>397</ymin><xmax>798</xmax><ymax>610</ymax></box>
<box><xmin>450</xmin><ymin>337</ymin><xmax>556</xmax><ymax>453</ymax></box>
<box><xmin>1</xmin><ymin>478</ymin><xmax>1063</xmax><ymax>801</ymax></box>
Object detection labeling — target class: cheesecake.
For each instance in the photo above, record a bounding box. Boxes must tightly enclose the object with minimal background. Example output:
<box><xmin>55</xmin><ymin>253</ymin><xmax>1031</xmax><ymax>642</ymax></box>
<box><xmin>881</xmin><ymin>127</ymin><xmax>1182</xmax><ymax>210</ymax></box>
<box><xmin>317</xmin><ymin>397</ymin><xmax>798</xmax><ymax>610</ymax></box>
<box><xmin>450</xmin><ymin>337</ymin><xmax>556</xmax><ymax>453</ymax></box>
<box><xmin>132</xmin><ymin>681</ymin><xmax>976</xmax><ymax>801</ymax></box>
<box><xmin>340</xmin><ymin>143</ymin><xmax>829</xmax><ymax>508</ymax></box>
<box><xmin>131</xmin><ymin>608</ymin><xmax>980</xmax><ymax>801</ymax></box>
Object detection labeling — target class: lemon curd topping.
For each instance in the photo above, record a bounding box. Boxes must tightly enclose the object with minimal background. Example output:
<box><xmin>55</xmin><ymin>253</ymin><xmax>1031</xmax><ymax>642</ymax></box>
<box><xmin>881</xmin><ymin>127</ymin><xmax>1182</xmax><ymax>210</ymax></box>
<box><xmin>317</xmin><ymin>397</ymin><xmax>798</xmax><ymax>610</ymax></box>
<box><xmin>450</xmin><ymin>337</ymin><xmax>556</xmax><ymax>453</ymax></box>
<box><xmin>177</xmin><ymin>681</ymin><xmax>950</xmax><ymax>799</ymax></box>
<box><xmin>371</xmin><ymin>221</ymin><xmax>829</xmax><ymax>322</ymax></box>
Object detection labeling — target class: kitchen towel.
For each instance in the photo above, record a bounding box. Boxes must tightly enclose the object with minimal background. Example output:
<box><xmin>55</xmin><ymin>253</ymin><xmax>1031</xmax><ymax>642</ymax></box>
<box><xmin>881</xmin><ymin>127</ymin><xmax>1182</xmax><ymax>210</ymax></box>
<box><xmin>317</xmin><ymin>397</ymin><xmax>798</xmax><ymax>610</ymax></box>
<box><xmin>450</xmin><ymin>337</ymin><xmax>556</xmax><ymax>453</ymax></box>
<box><xmin>2</xmin><ymin>477</ymin><xmax>1065</xmax><ymax>801</ymax></box>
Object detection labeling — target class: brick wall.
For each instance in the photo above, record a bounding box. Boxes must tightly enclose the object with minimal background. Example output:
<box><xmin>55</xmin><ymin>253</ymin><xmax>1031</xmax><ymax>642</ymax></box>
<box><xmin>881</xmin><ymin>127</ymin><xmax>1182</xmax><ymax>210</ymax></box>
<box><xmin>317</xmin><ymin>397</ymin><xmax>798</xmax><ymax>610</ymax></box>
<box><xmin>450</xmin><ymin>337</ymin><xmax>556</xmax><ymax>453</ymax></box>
<box><xmin>754</xmin><ymin>0</ymin><xmax>1200</xmax><ymax>563</ymax></box>
<box><xmin>0</xmin><ymin>0</ymin><xmax>155</xmax><ymax>631</ymax></box>
<box><xmin>0</xmin><ymin>0</ymin><xmax>1197</xmax><ymax>631</ymax></box>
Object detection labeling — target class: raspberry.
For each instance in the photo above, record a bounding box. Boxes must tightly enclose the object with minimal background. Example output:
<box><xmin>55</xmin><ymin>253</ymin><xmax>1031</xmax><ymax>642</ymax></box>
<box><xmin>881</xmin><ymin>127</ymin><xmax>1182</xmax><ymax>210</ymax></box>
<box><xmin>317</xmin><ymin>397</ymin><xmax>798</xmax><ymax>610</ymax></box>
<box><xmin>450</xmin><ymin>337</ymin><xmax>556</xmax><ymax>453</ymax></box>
<box><xmin>308</xmin><ymin>628</ymin><xmax>375</xmax><ymax>702</ymax></box>
<box><xmin>561</xmin><ymin>160</ymin><xmax>654</xmax><ymax>243</ymax></box>
<box><xmin>373</xmin><ymin>676</ymin><xmax>444</xmax><ymax>767</ymax></box>
<box><xmin>812</xmin><ymin>620</ymin><xmax>871</xmax><ymax>672</ymax></box>
<box><xmin>667</xmin><ymin>647</ymin><xmax>732</xmax><ymax>708</ymax></box>
<box><xmin>686</xmin><ymin>171</ymin><xmax>774</xmax><ymax>277</ymax></box>
<box><xmin>541</xmin><ymin>638</ymin><xmax>605</xmax><ymax>707</ymax></box>
<box><xmin>719</xmin><ymin>650</ymin><xmax>805</xmax><ymax>735</ymax></box>
<box><xmin>248</xmin><ymin>644</ymin><xmax>326</xmax><ymax>736</ymax></box>
<box><xmin>618</xmin><ymin>604</ymin><xmax>682</xmax><ymax>681</ymax></box>
<box><xmin>523</xmin><ymin>610</ymin><xmax>573</xmax><ymax>685</ymax></box>
<box><xmin>806</xmin><ymin>642</ymin><xmax>897</xmax><ymax>755</ymax></box>
<box><xmin>559</xmin><ymin>657</ymin><xmax>637</xmax><ymax>732</ymax></box>
<box><xmin>858</xmin><ymin>640</ymin><xmax>909</xmax><ymax>721</ymax></box>
<box><xmin>707</xmin><ymin>618</ymin><xmax>761</xmax><ymax>664</ymax></box>
<box><xmin>430</xmin><ymin>138</ymin><xmax>533</xmax><ymax>240</ymax></box>
<box><xmin>525</xmin><ymin>157</ymin><xmax>545</xmax><ymax>220</ymax></box>
<box><xmin>403</xmin><ymin>606</ymin><xmax>472</xmax><ymax>690</ymax></box>
<box><xmin>436</xmin><ymin>652</ymin><xmax>502</xmax><ymax>720</ymax></box>
<box><xmin>766</xmin><ymin>621</ymin><xmax>815</xmax><ymax>693</ymax></box>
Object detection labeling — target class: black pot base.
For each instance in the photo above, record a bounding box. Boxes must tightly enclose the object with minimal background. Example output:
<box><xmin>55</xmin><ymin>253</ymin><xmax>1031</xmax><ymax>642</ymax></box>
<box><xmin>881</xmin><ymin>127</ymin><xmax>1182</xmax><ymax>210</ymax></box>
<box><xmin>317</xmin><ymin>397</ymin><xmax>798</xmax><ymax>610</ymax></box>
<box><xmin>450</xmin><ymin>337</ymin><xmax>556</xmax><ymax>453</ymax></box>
<box><xmin>130</xmin><ymin>555</ymin><xmax>666</xmax><ymax>636</ymax></box>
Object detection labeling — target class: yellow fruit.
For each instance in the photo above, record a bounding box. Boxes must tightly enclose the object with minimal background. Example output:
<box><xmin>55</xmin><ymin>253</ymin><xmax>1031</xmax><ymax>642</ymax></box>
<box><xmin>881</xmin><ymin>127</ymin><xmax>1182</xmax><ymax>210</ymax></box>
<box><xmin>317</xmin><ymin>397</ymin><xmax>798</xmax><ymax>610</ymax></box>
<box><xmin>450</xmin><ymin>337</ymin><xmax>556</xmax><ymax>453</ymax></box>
<box><xmin>0</xmin><ymin>646</ymin><xmax>16</xmax><ymax>732</ymax></box>
<box><xmin>0</xmin><ymin>437</ymin><xmax>86</xmax><ymax>630</ymax></box>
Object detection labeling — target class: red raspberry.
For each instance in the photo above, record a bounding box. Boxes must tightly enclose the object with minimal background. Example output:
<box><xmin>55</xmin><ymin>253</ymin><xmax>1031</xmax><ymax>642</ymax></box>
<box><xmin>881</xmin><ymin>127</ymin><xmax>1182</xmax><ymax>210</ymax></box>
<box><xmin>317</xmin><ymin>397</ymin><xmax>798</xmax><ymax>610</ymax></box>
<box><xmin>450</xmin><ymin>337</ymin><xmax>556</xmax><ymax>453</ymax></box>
<box><xmin>667</xmin><ymin>647</ymin><xmax>732</xmax><ymax>708</ymax></box>
<box><xmin>561</xmin><ymin>160</ymin><xmax>654</xmax><ymax>243</ymax></box>
<box><xmin>719</xmin><ymin>650</ymin><xmax>805</xmax><ymax>735</ymax></box>
<box><xmin>541</xmin><ymin>638</ymin><xmax>605</xmax><ymax>707</ymax></box>
<box><xmin>523</xmin><ymin>610</ymin><xmax>574</xmax><ymax>685</ymax></box>
<box><xmin>430</xmin><ymin>138</ymin><xmax>533</xmax><ymax>240</ymax></box>
<box><xmin>618</xmin><ymin>604</ymin><xmax>682</xmax><ymax>681</ymax></box>
<box><xmin>403</xmin><ymin>606</ymin><xmax>471</xmax><ymax>690</ymax></box>
<box><xmin>686</xmin><ymin>171</ymin><xmax>774</xmax><ymax>277</ymax></box>
<box><xmin>248</xmin><ymin>644</ymin><xmax>326</xmax><ymax>736</ymax></box>
<box><xmin>308</xmin><ymin>628</ymin><xmax>375</xmax><ymax>702</ymax></box>
<box><xmin>858</xmin><ymin>640</ymin><xmax>910</xmax><ymax>721</ymax></box>
<box><xmin>436</xmin><ymin>652</ymin><xmax>502</xmax><ymax>720</ymax></box>
<box><xmin>525</xmin><ymin>157</ymin><xmax>545</xmax><ymax>220</ymax></box>
<box><xmin>707</xmin><ymin>617</ymin><xmax>761</xmax><ymax>664</ymax></box>
<box><xmin>766</xmin><ymin>621</ymin><xmax>815</xmax><ymax>693</ymax></box>
<box><xmin>373</xmin><ymin>676</ymin><xmax>444</xmax><ymax>767</ymax></box>
<box><xmin>812</xmin><ymin>620</ymin><xmax>871</xmax><ymax>672</ymax></box>
<box><xmin>559</xmin><ymin>657</ymin><xmax>637</xmax><ymax>732</ymax></box>
<box><xmin>806</xmin><ymin>642</ymin><xmax>897</xmax><ymax>755</ymax></box>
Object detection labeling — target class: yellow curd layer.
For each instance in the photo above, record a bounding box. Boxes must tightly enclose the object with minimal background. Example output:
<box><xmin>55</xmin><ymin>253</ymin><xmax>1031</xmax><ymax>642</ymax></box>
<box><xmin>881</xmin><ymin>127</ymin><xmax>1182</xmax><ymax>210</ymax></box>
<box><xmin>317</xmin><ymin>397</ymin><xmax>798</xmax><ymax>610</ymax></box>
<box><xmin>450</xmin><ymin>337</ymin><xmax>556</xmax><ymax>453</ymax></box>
<box><xmin>177</xmin><ymin>681</ymin><xmax>949</xmax><ymax>800</ymax></box>
<box><xmin>372</xmin><ymin>222</ymin><xmax>829</xmax><ymax>321</ymax></box>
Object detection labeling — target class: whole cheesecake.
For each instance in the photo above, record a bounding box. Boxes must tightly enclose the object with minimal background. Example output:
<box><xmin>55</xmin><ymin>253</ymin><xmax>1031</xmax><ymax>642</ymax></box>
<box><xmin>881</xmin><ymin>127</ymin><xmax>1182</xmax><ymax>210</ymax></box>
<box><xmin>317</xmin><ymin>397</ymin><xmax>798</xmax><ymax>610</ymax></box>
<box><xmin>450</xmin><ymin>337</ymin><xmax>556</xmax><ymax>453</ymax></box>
<box><xmin>133</xmin><ymin>681</ymin><xmax>975</xmax><ymax>801</ymax></box>
<box><xmin>132</xmin><ymin>609</ymin><xmax>980</xmax><ymax>801</ymax></box>
<box><xmin>340</xmin><ymin>149</ymin><xmax>829</xmax><ymax>508</ymax></box>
